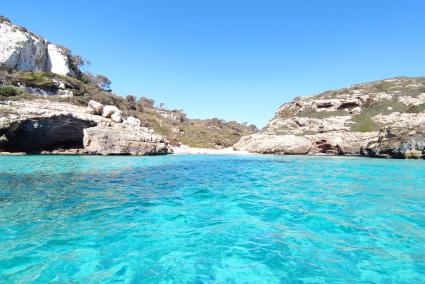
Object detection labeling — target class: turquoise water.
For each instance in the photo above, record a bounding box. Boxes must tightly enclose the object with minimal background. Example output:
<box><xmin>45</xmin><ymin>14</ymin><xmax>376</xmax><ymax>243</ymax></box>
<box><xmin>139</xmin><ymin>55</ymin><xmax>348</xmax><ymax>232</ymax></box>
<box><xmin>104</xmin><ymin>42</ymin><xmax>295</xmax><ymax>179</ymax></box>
<box><xmin>0</xmin><ymin>155</ymin><xmax>424</xmax><ymax>283</ymax></box>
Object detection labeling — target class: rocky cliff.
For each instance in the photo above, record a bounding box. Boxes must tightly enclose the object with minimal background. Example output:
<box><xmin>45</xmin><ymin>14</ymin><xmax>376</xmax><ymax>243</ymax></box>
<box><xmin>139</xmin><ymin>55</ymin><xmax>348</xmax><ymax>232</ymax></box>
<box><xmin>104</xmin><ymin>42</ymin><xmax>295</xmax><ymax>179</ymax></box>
<box><xmin>0</xmin><ymin>99</ymin><xmax>170</xmax><ymax>155</ymax></box>
<box><xmin>0</xmin><ymin>16</ymin><xmax>77</xmax><ymax>76</ymax></box>
<box><xmin>234</xmin><ymin>77</ymin><xmax>425</xmax><ymax>159</ymax></box>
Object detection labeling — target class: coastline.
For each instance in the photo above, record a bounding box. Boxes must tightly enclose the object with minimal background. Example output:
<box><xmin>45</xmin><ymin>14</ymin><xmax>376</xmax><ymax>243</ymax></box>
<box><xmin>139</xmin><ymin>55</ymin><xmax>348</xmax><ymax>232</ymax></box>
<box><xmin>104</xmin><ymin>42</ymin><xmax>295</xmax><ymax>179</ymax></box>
<box><xmin>172</xmin><ymin>145</ymin><xmax>253</xmax><ymax>155</ymax></box>
<box><xmin>0</xmin><ymin>146</ymin><xmax>253</xmax><ymax>156</ymax></box>
<box><xmin>1</xmin><ymin>148</ymin><xmax>423</xmax><ymax>159</ymax></box>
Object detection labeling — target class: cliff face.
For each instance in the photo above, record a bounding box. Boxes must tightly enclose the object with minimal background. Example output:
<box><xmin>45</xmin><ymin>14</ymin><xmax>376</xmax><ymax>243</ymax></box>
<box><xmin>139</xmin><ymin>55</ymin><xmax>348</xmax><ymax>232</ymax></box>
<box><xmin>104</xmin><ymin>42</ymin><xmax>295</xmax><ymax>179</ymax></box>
<box><xmin>234</xmin><ymin>77</ymin><xmax>425</xmax><ymax>159</ymax></box>
<box><xmin>0</xmin><ymin>99</ymin><xmax>170</xmax><ymax>155</ymax></box>
<box><xmin>0</xmin><ymin>16</ymin><xmax>76</xmax><ymax>76</ymax></box>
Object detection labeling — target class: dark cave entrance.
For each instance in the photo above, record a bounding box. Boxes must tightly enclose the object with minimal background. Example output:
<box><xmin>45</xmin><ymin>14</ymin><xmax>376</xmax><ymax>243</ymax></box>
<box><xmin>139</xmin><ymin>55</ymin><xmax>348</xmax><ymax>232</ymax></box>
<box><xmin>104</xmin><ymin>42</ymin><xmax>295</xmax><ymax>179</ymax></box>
<box><xmin>0</xmin><ymin>115</ymin><xmax>97</xmax><ymax>153</ymax></box>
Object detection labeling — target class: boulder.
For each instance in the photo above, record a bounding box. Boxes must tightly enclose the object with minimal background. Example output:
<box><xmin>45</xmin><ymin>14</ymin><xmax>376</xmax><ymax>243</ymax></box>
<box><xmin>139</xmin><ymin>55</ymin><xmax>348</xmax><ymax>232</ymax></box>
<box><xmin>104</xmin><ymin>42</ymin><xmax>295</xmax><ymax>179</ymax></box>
<box><xmin>102</xmin><ymin>105</ymin><xmax>120</xmax><ymax>118</ymax></box>
<box><xmin>83</xmin><ymin>125</ymin><xmax>171</xmax><ymax>155</ymax></box>
<box><xmin>111</xmin><ymin>111</ymin><xmax>123</xmax><ymax>123</ymax></box>
<box><xmin>125</xmin><ymin>116</ymin><xmax>141</xmax><ymax>127</ymax></box>
<box><xmin>362</xmin><ymin>127</ymin><xmax>425</xmax><ymax>159</ymax></box>
<box><xmin>88</xmin><ymin>100</ymin><xmax>104</xmax><ymax>115</ymax></box>
<box><xmin>233</xmin><ymin>133</ymin><xmax>311</xmax><ymax>154</ymax></box>
<box><xmin>405</xmin><ymin>149</ymin><xmax>423</xmax><ymax>159</ymax></box>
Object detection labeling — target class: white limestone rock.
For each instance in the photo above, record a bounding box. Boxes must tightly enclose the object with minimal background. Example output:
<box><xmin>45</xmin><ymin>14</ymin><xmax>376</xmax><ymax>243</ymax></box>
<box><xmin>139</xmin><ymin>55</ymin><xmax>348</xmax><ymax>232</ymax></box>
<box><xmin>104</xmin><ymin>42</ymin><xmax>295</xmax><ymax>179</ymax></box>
<box><xmin>234</xmin><ymin>77</ymin><xmax>425</xmax><ymax>158</ymax></box>
<box><xmin>83</xmin><ymin>125</ymin><xmax>170</xmax><ymax>155</ymax></box>
<box><xmin>0</xmin><ymin>21</ymin><xmax>47</xmax><ymax>72</ymax></box>
<box><xmin>0</xmin><ymin>99</ymin><xmax>170</xmax><ymax>156</ymax></box>
<box><xmin>233</xmin><ymin>133</ymin><xmax>311</xmax><ymax>154</ymax></box>
<box><xmin>111</xmin><ymin>111</ymin><xmax>123</xmax><ymax>123</ymax></box>
<box><xmin>0</xmin><ymin>19</ymin><xmax>76</xmax><ymax>76</ymax></box>
<box><xmin>88</xmin><ymin>100</ymin><xmax>104</xmax><ymax>115</ymax></box>
<box><xmin>125</xmin><ymin>116</ymin><xmax>141</xmax><ymax>127</ymax></box>
<box><xmin>305</xmin><ymin>132</ymin><xmax>378</xmax><ymax>155</ymax></box>
<box><xmin>102</xmin><ymin>105</ymin><xmax>120</xmax><ymax>118</ymax></box>
<box><xmin>46</xmin><ymin>44</ymin><xmax>75</xmax><ymax>76</ymax></box>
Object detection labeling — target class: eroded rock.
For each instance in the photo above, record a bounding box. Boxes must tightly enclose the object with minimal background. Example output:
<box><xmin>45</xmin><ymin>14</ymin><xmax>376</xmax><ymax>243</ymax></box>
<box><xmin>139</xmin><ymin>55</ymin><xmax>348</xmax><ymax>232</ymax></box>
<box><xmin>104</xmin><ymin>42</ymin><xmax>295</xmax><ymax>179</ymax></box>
<box><xmin>233</xmin><ymin>133</ymin><xmax>311</xmax><ymax>154</ymax></box>
<box><xmin>83</xmin><ymin>125</ymin><xmax>171</xmax><ymax>155</ymax></box>
<box><xmin>111</xmin><ymin>111</ymin><xmax>123</xmax><ymax>123</ymax></box>
<box><xmin>102</xmin><ymin>105</ymin><xmax>120</xmax><ymax>118</ymax></box>
<box><xmin>362</xmin><ymin>127</ymin><xmax>425</xmax><ymax>159</ymax></box>
<box><xmin>125</xmin><ymin>116</ymin><xmax>141</xmax><ymax>127</ymax></box>
<box><xmin>234</xmin><ymin>77</ymin><xmax>425</xmax><ymax>158</ymax></box>
<box><xmin>88</xmin><ymin>100</ymin><xmax>104</xmax><ymax>115</ymax></box>
<box><xmin>0</xmin><ymin>99</ymin><xmax>170</xmax><ymax>155</ymax></box>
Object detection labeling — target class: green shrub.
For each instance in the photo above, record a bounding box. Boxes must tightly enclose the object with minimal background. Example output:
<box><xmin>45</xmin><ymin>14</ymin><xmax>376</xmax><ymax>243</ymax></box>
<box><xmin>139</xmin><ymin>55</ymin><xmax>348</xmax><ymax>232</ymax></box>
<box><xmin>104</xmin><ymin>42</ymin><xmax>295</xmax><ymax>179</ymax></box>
<box><xmin>0</xmin><ymin>86</ymin><xmax>21</xmax><ymax>97</ymax></box>
<box><xmin>298</xmin><ymin>108</ymin><xmax>348</xmax><ymax>118</ymax></box>
<box><xmin>373</xmin><ymin>81</ymin><xmax>392</xmax><ymax>92</ymax></box>
<box><xmin>362</xmin><ymin>98</ymin><xmax>409</xmax><ymax>115</ymax></box>
<box><xmin>0</xmin><ymin>86</ymin><xmax>35</xmax><ymax>101</ymax></box>
<box><xmin>408</xmin><ymin>103</ymin><xmax>425</xmax><ymax>113</ymax></box>
<box><xmin>16</xmin><ymin>72</ymin><xmax>58</xmax><ymax>90</ymax></box>
<box><xmin>351</xmin><ymin>114</ymin><xmax>380</xmax><ymax>132</ymax></box>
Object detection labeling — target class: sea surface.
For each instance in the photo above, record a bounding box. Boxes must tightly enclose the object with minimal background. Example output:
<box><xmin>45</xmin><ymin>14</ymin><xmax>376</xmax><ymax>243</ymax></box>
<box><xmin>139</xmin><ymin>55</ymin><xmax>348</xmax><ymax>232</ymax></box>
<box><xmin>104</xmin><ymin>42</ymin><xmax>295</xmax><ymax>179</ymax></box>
<box><xmin>0</xmin><ymin>154</ymin><xmax>424</xmax><ymax>283</ymax></box>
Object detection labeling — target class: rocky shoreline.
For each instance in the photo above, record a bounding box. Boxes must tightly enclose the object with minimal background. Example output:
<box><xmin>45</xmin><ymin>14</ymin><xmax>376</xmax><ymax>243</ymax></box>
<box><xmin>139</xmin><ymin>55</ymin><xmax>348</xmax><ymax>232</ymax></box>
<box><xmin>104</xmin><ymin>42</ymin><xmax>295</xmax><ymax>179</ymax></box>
<box><xmin>234</xmin><ymin>77</ymin><xmax>425</xmax><ymax>159</ymax></box>
<box><xmin>0</xmin><ymin>99</ymin><xmax>171</xmax><ymax>155</ymax></box>
<box><xmin>1</xmin><ymin>16</ymin><xmax>424</xmax><ymax>159</ymax></box>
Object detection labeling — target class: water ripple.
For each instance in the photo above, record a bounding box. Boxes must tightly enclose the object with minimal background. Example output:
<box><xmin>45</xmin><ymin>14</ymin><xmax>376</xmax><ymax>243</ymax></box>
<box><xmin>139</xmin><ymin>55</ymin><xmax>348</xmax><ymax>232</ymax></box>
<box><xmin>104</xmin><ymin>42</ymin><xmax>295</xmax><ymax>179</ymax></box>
<box><xmin>0</xmin><ymin>155</ymin><xmax>424</xmax><ymax>283</ymax></box>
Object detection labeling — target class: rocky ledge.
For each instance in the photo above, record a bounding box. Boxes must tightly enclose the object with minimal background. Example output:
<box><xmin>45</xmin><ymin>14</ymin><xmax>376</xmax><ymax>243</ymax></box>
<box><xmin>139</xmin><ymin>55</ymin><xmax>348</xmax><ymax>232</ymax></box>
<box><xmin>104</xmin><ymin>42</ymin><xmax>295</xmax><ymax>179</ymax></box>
<box><xmin>0</xmin><ymin>99</ymin><xmax>171</xmax><ymax>155</ymax></box>
<box><xmin>234</xmin><ymin>77</ymin><xmax>425</xmax><ymax>159</ymax></box>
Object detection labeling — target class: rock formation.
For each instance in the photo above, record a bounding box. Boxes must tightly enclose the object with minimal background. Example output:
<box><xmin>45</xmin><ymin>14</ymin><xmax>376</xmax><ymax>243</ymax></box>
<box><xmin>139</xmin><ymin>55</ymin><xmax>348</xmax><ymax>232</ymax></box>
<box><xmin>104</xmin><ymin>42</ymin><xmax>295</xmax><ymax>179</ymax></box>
<box><xmin>234</xmin><ymin>77</ymin><xmax>425</xmax><ymax>159</ymax></box>
<box><xmin>0</xmin><ymin>16</ymin><xmax>169</xmax><ymax>155</ymax></box>
<box><xmin>0</xmin><ymin>100</ymin><xmax>171</xmax><ymax>155</ymax></box>
<box><xmin>83</xmin><ymin>125</ymin><xmax>168</xmax><ymax>155</ymax></box>
<box><xmin>0</xmin><ymin>16</ymin><xmax>77</xmax><ymax>76</ymax></box>
<box><xmin>362</xmin><ymin>126</ymin><xmax>425</xmax><ymax>158</ymax></box>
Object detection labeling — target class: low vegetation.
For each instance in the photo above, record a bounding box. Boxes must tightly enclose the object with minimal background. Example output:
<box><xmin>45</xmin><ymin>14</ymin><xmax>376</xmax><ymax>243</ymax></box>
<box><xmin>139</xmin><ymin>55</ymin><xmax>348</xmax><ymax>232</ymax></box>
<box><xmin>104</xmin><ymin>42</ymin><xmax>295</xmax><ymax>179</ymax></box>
<box><xmin>0</xmin><ymin>85</ymin><xmax>35</xmax><ymax>101</ymax></box>
<box><xmin>408</xmin><ymin>103</ymin><xmax>425</xmax><ymax>113</ymax></box>
<box><xmin>350</xmin><ymin>114</ymin><xmax>380</xmax><ymax>132</ymax></box>
<box><xmin>297</xmin><ymin>108</ymin><xmax>349</xmax><ymax>119</ymax></box>
<box><xmin>0</xmin><ymin>85</ymin><xmax>21</xmax><ymax>97</ymax></box>
<box><xmin>276</xmin><ymin>77</ymin><xmax>425</xmax><ymax>133</ymax></box>
<box><xmin>14</xmin><ymin>72</ymin><xmax>59</xmax><ymax>91</ymax></box>
<box><xmin>315</xmin><ymin>77</ymin><xmax>425</xmax><ymax>99</ymax></box>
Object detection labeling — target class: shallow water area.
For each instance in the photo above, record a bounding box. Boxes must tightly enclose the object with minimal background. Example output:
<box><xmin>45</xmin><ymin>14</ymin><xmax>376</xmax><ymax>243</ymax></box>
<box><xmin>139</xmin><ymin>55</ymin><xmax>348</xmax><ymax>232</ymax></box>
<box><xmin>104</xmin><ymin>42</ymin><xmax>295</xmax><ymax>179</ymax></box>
<box><xmin>0</xmin><ymin>154</ymin><xmax>424</xmax><ymax>283</ymax></box>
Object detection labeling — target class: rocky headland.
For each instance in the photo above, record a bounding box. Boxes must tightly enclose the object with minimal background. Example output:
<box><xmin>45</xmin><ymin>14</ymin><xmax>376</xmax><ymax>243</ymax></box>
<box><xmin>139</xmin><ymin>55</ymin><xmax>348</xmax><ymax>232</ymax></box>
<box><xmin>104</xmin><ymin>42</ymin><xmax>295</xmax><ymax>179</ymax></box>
<box><xmin>234</xmin><ymin>77</ymin><xmax>425</xmax><ymax>159</ymax></box>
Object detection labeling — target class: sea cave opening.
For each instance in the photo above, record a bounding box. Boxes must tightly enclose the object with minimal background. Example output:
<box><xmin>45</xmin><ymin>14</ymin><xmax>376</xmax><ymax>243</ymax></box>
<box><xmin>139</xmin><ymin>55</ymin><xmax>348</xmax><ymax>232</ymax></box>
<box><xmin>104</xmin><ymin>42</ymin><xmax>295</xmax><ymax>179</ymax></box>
<box><xmin>0</xmin><ymin>115</ymin><xmax>97</xmax><ymax>153</ymax></box>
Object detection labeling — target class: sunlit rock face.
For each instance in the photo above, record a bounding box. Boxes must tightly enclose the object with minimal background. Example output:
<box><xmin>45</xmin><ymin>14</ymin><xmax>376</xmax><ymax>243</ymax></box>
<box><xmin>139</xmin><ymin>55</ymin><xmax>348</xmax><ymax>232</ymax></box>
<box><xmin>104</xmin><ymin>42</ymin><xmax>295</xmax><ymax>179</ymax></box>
<box><xmin>46</xmin><ymin>44</ymin><xmax>75</xmax><ymax>76</ymax></box>
<box><xmin>234</xmin><ymin>77</ymin><xmax>425</xmax><ymax>158</ymax></box>
<box><xmin>0</xmin><ymin>100</ymin><xmax>171</xmax><ymax>155</ymax></box>
<box><xmin>0</xmin><ymin>18</ymin><xmax>76</xmax><ymax>76</ymax></box>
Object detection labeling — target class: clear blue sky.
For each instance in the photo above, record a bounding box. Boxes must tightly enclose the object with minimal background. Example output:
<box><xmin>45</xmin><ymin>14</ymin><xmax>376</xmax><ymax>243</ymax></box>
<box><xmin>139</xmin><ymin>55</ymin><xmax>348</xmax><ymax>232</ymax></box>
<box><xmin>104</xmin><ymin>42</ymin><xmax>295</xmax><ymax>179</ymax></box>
<box><xmin>3</xmin><ymin>1</ymin><xmax>425</xmax><ymax>127</ymax></box>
